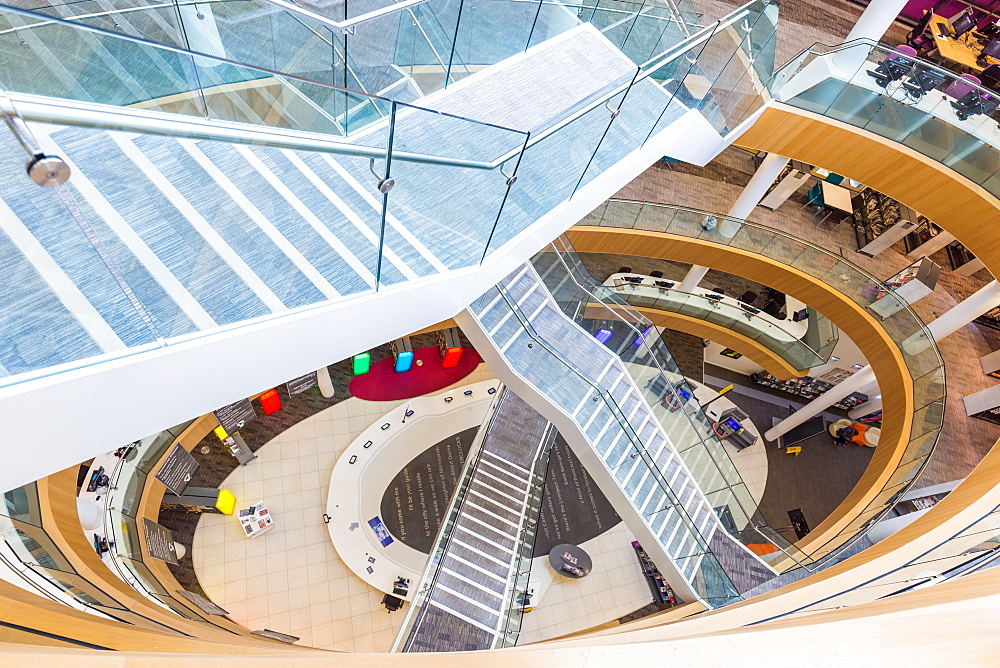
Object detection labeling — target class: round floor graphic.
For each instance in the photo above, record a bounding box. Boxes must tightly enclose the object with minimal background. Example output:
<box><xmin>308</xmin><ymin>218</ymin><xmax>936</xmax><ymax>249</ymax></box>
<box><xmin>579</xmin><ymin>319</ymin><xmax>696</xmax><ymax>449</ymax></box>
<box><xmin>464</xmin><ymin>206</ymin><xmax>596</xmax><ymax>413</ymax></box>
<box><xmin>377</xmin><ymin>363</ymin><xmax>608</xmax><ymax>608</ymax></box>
<box><xmin>379</xmin><ymin>431</ymin><xmax>620</xmax><ymax>556</ymax></box>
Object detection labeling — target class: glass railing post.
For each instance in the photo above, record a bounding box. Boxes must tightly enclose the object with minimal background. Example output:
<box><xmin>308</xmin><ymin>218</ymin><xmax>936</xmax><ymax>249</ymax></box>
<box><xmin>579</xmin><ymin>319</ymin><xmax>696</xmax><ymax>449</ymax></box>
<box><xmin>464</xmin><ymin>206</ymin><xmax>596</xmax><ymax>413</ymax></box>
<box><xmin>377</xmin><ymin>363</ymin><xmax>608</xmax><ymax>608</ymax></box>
<box><xmin>374</xmin><ymin>101</ymin><xmax>397</xmax><ymax>290</ymax></box>
<box><xmin>481</xmin><ymin>132</ymin><xmax>531</xmax><ymax>265</ymax></box>
<box><xmin>568</xmin><ymin>67</ymin><xmax>640</xmax><ymax>199</ymax></box>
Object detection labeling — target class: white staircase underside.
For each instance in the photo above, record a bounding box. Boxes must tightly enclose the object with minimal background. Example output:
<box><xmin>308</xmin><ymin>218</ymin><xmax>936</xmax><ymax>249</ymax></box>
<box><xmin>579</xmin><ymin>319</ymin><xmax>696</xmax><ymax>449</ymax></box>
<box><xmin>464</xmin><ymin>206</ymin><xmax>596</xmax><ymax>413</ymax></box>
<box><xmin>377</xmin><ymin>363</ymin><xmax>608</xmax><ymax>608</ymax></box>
<box><xmin>0</xmin><ymin>24</ymin><xmax>732</xmax><ymax>493</ymax></box>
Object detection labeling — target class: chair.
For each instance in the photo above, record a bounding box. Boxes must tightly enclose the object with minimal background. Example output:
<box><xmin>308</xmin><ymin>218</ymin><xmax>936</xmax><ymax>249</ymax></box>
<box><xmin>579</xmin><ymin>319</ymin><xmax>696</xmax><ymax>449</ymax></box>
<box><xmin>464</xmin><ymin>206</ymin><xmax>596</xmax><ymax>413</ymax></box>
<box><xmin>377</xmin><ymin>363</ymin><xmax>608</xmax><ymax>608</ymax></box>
<box><xmin>738</xmin><ymin>290</ymin><xmax>758</xmax><ymax>305</ymax></box>
<box><xmin>382</xmin><ymin>594</ymin><xmax>404</xmax><ymax>612</ymax></box>
<box><xmin>711</xmin><ymin>287</ymin><xmax>725</xmax><ymax>295</ymax></box>
<box><xmin>945</xmin><ymin>73</ymin><xmax>982</xmax><ymax>99</ymax></box>
<box><xmin>802</xmin><ymin>183</ymin><xmax>831</xmax><ymax>223</ymax></box>
<box><xmin>979</xmin><ymin>64</ymin><xmax>1000</xmax><ymax>91</ymax></box>
<box><xmin>907</xmin><ymin>10</ymin><xmax>936</xmax><ymax>53</ymax></box>
<box><xmin>617</xmin><ymin>266</ymin><xmax>632</xmax><ymax>274</ymax></box>
<box><xmin>650</xmin><ymin>270</ymin><xmax>664</xmax><ymax>278</ymax></box>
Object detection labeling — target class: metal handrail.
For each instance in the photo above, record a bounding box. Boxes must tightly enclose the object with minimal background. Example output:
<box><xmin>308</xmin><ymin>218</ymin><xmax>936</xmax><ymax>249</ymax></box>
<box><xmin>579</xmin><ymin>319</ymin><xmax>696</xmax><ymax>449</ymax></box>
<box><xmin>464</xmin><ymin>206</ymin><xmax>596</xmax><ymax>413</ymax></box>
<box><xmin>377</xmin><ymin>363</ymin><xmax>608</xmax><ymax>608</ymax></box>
<box><xmin>393</xmin><ymin>384</ymin><xmax>507</xmax><ymax>652</ymax></box>
<box><xmin>0</xmin><ymin>2</ymin><xmax>525</xmax><ymax>135</ymax></box>
<box><xmin>258</xmin><ymin>0</ymin><xmax>430</xmax><ymax>35</ymax></box>
<box><xmin>606</xmin><ymin>280</ymin><xmax>833</xmax><ymax>366</ymax></box>
<box><xmin>7</xmin><ymin>92</ymin><xmax>499</xmax><ymax>170</ymax></box>
<box><xmin>775</xmin><ymin>37</ymin><xmax>1000</xmax><ymax>104</ymax></box>
<box><xmin>480</xmin><ymin>279</ymin><xmax>745</xmax><ymax>604</ymax></box>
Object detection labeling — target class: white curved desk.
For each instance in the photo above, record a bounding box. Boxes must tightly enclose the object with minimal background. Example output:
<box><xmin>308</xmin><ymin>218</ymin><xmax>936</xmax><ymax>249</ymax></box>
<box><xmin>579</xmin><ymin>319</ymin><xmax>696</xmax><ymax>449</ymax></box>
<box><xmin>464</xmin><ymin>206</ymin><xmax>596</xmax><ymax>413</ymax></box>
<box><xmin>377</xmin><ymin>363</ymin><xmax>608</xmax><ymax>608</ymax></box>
<box><xmin>325</xmin><ymin>380</ymin><xmax>498</xmax><ymax>594</ymax></box>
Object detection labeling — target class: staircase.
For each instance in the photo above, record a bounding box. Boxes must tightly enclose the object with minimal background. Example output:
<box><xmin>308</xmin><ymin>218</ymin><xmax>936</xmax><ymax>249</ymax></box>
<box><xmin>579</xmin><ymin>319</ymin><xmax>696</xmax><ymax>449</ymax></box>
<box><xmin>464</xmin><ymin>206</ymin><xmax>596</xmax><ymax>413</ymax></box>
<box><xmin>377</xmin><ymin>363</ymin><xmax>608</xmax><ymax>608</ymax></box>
<box><xmin>398</xmin><ymin>389</ymin><xmax>553</xmax><ymax>652</ymax></box>
<box><xmin>0</xmin><ymin>0</ymin><xmax>777</xmax><ymax>493</ymax></box>
<box><xmin>458</xmin><ymin>263</ymin><xmax>776</xmax><ymax>608</ymax></box>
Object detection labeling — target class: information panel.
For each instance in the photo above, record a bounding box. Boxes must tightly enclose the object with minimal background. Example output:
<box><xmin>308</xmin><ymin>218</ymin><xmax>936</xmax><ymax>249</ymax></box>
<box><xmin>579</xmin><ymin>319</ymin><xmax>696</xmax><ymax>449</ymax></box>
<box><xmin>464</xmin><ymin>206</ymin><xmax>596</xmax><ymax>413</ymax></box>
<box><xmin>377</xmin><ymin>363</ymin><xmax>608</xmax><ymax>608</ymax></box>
<box><xmin>176</xmin><ymin>589</ymin><xmax>228</xmax><ymax>615</ymax></box>
<box><xmin>286</xmin><ymin>371</ymin><xmax>318</xmax><ymax>397</ymax></box>
<box><xmin>142</xmin><ymin>518</ymin><xmax>179</xmax><ymax>565</ymax></box>
<box><xmin>154</xmin><ymin>444</ymin><xmax>200</xmax><ymax>496</ymax></box>
<box><xmin>214</xmin><ymin>398</ymin><xmax>256</xmax><ymax>433</ymax></box>
<box><xmin>368</xmin><ymin>516</ymin><xmax>394</xmax><ymax>547</ymax></box>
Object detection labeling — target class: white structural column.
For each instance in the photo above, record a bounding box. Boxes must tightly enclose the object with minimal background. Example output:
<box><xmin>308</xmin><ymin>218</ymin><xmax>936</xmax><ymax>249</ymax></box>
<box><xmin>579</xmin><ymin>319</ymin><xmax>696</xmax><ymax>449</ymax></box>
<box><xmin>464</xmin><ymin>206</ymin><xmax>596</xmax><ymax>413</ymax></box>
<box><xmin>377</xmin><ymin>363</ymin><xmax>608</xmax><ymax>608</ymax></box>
<box><xmin>678</xmin><ymin>152</ymin><xmax>790</xmax><ymax>292</ymax></box>
<box><xmin>767</xmin><ymin>280</ymin><xmax>1000</xmax><ymax>441</ymax></box>
<box><xmin>845</xmin><ymin>0</ymin><xmax>910</xmax><ymax>43</ymax></box>
<box><xmin>849</xmin><ymin>396</ymin><xmax>883</xmax><ymax>420</ymax></box>
<box><xmin>317</xmin><ymin>365</ymin><xmax>335</xmax><ymax>398</ymax></box>
<box><xmin>904</xmin><ymin>281</ymin><xmax>1000</xmax><ymax>354</ymax></box>
<box><xmin>764</xmin><ymin>367</ymin><xmax>875</xmax><ymax>442</ymax></box>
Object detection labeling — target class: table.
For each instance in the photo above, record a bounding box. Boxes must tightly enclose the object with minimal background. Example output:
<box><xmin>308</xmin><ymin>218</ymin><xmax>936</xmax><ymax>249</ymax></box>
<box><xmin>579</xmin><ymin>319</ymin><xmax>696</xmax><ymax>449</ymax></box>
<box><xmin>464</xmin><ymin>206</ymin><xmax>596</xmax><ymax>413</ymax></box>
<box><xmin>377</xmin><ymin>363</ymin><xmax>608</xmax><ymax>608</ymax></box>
<box><xmin>928</xmin><ymin>14</ymin><xmax>1000</xmax><ymax>71</ymax></box>
<box><xmin>238</xmin><ymin>502</ymin><xmax>274</xmax><ymax>538</ymax></box>
<box><xmin>548</xmin><ymin>543</ymin><xmax>592</xmax><ymax>578</ymax></box>
<box><xmin>820</xmin><ymin>181</ymin><xmax>854</xmax><ymax>213</ymax></box>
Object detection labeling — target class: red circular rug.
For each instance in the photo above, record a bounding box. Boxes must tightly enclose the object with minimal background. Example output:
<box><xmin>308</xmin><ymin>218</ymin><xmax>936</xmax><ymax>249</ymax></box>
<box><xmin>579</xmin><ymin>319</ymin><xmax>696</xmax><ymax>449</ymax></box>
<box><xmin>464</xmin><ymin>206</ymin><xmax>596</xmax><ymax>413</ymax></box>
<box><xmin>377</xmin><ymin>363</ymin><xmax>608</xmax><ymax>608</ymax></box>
<box><xmin>349</xmin><ymin>346</ymin><xmax>483</xmax><ymax>401</ymax></box>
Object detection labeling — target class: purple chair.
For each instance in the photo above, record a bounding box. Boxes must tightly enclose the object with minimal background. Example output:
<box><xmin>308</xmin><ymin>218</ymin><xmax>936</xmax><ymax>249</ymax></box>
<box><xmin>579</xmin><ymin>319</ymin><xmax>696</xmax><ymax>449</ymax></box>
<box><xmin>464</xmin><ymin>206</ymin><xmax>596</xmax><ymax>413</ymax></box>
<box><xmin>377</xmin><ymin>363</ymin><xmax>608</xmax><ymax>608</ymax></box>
<box><xmin>907</xmin><ymin>11</ymin><xmax>936</xmax><ymax>53</ymax></box>
<box><xmin>945</xmin><ymin>73</ymin><xmax>982</xmax><ymax>99</ymax></box>
<box><xmin>895</xmin><ymin>44</ymin><xmax>919</xmax><ymax>57</ymax></box>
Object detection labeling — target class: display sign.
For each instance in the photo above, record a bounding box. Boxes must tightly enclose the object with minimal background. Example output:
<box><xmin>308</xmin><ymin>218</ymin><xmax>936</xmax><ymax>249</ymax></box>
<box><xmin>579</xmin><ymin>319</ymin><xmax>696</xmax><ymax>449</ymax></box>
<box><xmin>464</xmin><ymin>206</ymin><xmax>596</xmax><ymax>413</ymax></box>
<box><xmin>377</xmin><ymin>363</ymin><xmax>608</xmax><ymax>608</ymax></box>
<box><xmin>259</xmin><ymin>389</ymin><xmax>281</xmax><ymax>415</ymax></box>
<box><xmin>176</xmin><ymin>589</ymin><xmax>228</xmax><ymax>615</ymax></box>
<box><xmin>368</xmin><ymin>516</ymin><xmax>394</xmax><ymax>547</ymax></box>
<box><xmin>286</xmin><ymin>371</ymin><xmax>318</xmax><ymax>397</ymax></box>
<box><xmin>154</xmin><ymin>444</ymin><xmax>200</xmax><ymax>496</ymax></box>
<box><xmin>353</xmin><ymin>352</ymin><xmax>371</xmax><ymax>375</ymax></box>
<box><xmin>214</xmin><ymin>398</ymin><xmax>256</xmax><ymax>433</ymax></box>
<box><xmin>142</xmin><ymin>518</ymin><xmax>179</xmax><ymax>565</ymax></box>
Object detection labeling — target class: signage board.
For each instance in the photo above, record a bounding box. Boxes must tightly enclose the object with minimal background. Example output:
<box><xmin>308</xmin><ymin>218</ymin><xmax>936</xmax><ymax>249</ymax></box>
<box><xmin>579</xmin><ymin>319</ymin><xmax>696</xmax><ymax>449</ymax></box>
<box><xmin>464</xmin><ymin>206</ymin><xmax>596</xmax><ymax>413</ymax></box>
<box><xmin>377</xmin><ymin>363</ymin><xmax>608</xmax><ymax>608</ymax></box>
<box><xmin>214</xmin><ymin>398</ymin><xmax>256</xmax><ymax>434</ymax></box>
<box><xmin>286</xmin><ymin>371</ymin><xmax>318</xmax><ymax>397</ymax></box>
<box><xmin>142</xmin><ymin>518</ymin><xmax>179</xmax><ymax>565</ymax></box>
<box><xmin>176</xmin><ymin>589</ymin><xmax>228</xmax><ymax>615</ymax></box>
<box><xmin>368</xmin><ymin>516</ymin><xmax>393</xmax><ymax>547</ymax></box>
<box><xmin>154</xmin><ymin>444</ymin><xmax>200</xmax><ymax>496</ymax></box>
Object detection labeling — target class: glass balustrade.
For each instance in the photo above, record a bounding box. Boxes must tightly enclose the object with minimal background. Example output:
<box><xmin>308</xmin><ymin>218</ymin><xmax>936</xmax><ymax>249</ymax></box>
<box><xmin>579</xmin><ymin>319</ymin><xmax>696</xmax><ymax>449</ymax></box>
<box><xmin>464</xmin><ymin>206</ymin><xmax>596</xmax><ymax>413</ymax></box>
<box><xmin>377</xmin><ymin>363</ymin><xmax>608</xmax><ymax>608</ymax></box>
<box><xmin>579</xmin><ymin>199</ymin><xmax>946</xmax><ymax>565</ymax></box>
<box><xmin>529</xmin><ymin>239</ymin><xmax>813</xmax><ymax>576</ymax></box>
<box><xmin>0</xmin><ymin>478</ymin><xmax>201</xmax><ymax>631</ymax></box>
<box><xmin>768</xmin><ymin>39</ymin><xmax>1000</xmax><ymax>198</ymax></box>
<box><xmin>467</xmin><ymin>281</ymin><xmax>744</xmax><ymax>607</ymax></box>
<box><xmin>607</xmin><ymin>280</ymin><xmax>838</xmax><ymax>370</ymax></box>
<box><xmin>0</xmin><ymin>0</ymin><xmax>778</xmax><ymax>393</ymax></box>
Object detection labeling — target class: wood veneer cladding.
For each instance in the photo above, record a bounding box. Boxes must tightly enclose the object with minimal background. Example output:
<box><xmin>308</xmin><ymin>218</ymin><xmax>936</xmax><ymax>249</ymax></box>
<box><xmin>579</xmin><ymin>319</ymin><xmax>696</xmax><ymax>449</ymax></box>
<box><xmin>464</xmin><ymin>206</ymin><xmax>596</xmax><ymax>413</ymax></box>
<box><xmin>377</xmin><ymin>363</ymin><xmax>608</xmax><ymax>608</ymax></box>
<box><xmin>34</xmin><ymin>466</ymin><xmax>298</xmax><ymax>649</ymax></box>
<box><xmin>734</xmin><ymin>104</ymin><xmax>1000</xmax><ymax>275</ymax></box>
<box><xmin>567</xmin><ymin>227</ymin><xmax>914</xmax><ymax>556</ymax></box>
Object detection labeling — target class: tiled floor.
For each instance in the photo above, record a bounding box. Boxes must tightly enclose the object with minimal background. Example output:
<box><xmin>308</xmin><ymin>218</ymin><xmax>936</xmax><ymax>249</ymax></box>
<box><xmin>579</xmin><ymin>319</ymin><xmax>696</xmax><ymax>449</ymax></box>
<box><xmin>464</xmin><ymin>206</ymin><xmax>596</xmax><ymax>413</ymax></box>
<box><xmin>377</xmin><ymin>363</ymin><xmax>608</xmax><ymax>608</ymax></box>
<box><xmin>191</xmin><ymin>364</ymin><xmax>497</xmax><ymax>652</ymax></box>
<box><xmin>191</xmin><ymin>360</ymin><xmax>700</xmax><ymax>650</ymax></box>
<box><xmin>518</xmin><ymin>523</ymin><xmax>654</xmax><ymax>643</ymax></box>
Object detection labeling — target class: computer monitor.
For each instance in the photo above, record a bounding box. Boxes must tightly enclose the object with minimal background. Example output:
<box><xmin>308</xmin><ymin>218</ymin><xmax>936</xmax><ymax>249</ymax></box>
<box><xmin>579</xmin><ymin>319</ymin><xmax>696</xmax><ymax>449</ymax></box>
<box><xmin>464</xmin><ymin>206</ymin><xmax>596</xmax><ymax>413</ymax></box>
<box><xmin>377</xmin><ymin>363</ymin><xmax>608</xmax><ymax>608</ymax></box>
<box><xmin>951</xmin><ymin>91</ymin><xmax>999</xmax><ymax>120</ymax></box>
<box><xmin>867</xmin><ymin>55</ymin><xmax>913</xmax><ymax>87</ymax></box>
<box><xmin>951</xmin><ymin>11</ymin><xmax>976</xmax><ymax>38</ymax></box>
<box><xmin>902</xmin><ymin>65</ymin><xmax>949</xmax><ymax>97</ymax></box>
<box><xmin>982</xmin><ymin>37</ymin><xmax>1000</xmax><ymax>59</ymax></box>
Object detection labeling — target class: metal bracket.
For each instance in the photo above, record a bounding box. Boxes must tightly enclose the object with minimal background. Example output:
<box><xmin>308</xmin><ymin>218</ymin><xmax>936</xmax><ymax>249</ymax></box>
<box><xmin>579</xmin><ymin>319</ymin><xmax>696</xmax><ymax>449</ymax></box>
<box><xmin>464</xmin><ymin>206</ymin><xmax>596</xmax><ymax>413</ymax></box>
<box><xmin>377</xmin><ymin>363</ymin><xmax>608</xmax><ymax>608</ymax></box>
<box><xmin>500</xmin><ymin>163</ymin><xmax>517</xmax><ymax>186</ymax></box>
<box><xmin>369</xmin><ymin>157</ymin><xmax>395</xmax><ymax>194</ymax></box>
<box><xmin>322</xmin><ymin>513</ymin><xmax>331</xmax><ymax>524</ymax></box>
<box><xmin>604</xmin><ymin>99</ymin><xmax>620</xmax><ymax>120</ymax></box>
<box><xmin>0</xmin><ymin>91</ymin><xmax>70</xmax><ymax>187</ymax></box>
